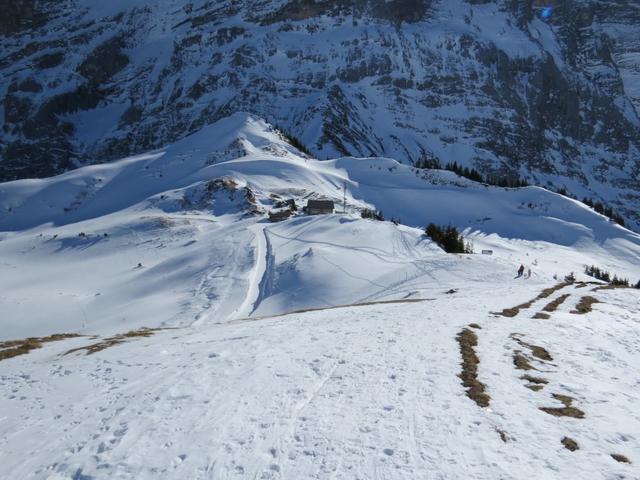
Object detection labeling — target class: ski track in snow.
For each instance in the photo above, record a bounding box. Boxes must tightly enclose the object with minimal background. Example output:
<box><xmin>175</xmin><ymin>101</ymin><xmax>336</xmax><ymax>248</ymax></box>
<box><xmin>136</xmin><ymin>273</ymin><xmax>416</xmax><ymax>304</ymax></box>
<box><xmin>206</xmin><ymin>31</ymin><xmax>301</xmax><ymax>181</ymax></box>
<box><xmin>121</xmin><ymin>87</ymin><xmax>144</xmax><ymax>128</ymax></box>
<box><xmin>250</xmin><ymin>227</ymin><xmax>276</xmax><ymax>317</ymax></box>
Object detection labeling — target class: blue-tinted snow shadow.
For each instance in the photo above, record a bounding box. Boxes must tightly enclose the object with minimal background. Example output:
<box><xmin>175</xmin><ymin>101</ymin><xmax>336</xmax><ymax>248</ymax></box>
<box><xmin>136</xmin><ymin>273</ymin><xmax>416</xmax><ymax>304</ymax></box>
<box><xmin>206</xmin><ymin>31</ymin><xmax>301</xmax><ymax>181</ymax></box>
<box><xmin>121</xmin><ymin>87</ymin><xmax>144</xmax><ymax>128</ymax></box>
<box><xmin>53</xmin><ymin>235</ymin><xmax>108</xmax><ymax>252</ymax></box>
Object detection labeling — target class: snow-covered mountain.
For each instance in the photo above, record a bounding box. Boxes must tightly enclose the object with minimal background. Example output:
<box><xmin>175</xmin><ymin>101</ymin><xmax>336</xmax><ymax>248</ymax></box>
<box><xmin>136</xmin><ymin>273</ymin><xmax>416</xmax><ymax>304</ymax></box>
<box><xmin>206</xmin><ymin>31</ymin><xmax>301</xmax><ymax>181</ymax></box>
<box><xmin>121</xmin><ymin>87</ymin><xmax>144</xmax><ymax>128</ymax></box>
<box><xmin>2</xmin><ymin>0</ymin><xmax>640</xmax><ymax>228</ymax></box>
<box><xmin>1</xmin><ymin>113</ymin><xmax>640</xmax><ymax>479</ymax></box>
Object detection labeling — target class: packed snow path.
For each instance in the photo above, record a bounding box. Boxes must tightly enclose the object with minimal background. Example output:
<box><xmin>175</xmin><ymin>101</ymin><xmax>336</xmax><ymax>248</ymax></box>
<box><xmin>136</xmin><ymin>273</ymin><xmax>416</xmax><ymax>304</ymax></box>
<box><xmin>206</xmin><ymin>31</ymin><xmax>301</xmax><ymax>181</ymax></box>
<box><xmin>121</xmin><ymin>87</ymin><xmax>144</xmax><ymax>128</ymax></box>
<box><xmin>1</xmin><ymin>283</ymin><xmax>638</xmax><ymax>479</ymax></box>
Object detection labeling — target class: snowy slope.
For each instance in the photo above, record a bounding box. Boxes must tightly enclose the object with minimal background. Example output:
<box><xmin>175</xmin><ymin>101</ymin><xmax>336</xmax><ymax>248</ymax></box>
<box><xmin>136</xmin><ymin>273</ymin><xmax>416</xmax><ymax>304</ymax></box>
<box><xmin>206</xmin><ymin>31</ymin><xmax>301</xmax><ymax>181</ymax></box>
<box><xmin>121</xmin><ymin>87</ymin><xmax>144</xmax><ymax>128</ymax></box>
<box><xmin>1</xmin><ymin>113</ymin><xmax>640</xmax><ymax>479</ymax></box>
<box><xmin>1</xmin><ymin>277</ymin><xmax>639</xmax><ymax>479</ymax></box>
<box><xmin>1</xmin><ymin>113</ymin><xmax>639</xmax><ymax>342</ymax></box>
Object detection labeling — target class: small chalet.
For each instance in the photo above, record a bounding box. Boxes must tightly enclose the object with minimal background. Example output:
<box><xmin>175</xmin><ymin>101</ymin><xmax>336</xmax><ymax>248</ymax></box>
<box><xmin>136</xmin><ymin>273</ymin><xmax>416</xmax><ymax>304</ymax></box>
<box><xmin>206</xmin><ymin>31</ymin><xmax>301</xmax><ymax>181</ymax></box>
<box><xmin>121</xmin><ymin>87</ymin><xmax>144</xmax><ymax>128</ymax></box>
<box><xmin>306</xmin><ymin>199</ymin><xmax>334</xmax><ymax>215</ymax></box>
<box><xmin>268</xmin><ymin>209</ymin><xmax>293</xmax><ymax>222</ymax></box>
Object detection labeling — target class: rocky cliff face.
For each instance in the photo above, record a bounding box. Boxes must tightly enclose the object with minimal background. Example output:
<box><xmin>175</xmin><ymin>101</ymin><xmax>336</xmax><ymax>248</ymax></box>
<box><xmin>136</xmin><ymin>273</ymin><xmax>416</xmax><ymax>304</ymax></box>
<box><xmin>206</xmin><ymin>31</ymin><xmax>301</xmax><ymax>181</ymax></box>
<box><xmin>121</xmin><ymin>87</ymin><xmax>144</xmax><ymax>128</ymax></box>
<box><xmin>1</xmin><ymin>0</ymin><xmax>639</xmax><ymax>227</ymax></box>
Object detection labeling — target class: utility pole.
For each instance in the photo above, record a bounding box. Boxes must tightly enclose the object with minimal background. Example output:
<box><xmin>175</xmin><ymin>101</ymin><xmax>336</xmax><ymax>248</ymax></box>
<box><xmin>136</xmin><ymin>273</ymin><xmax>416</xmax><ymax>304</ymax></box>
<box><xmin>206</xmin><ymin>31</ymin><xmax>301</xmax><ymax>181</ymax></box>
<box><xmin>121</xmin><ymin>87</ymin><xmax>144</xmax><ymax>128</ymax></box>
<box><xmin>343</xmin><ymin>181</ymin><xmax>347</xmax><ymax>214</ymax></box>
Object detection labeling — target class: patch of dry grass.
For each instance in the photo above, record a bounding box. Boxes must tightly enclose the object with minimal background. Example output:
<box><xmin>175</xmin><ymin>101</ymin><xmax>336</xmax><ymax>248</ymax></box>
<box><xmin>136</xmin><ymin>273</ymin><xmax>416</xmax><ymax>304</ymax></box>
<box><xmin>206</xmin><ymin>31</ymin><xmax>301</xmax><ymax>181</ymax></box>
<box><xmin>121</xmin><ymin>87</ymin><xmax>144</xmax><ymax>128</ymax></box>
<box><xmin>511</xmin><ymin>334</ymin><xmax>553</xmax><ymax>361</ymax></box>
<box><xmin>540</xmin><ymin>394</ymin><xmax>585</xmax><ymax>419</ymax></box>
<box><xmin>65</xmin><ymin>328</ymin><xmax>163</xmax><ymax>356</ymax></box>
<box><xmin>539</xmin><ymin>406</ymin><xmax>585</xmax><ymax>418</ymax></box>
<box><xmin>592</xmin><ymin>284</ymin><xmax>632</xmax><ymax>292</ymax></box>
<box><xmin>0</xmin><ymin>334</ymin><xmax>83</xmax><ymax>361</ymax></box>
<box><xmin>562</xmin><ymin>437</ymin><xmax>579</xmax><ymax>451</ymax></box>
<box><xmin>496</xmin><ymin>304</ymin><xmax>530</xmax><ymax>318</ymax></box>
<box><xmin>532</xmin><ymin>312</ymin><xmax>551</xmax><ymax>319</ymax></box>
<box><xmin>513</xmin><ymin>351</ymin><xmax>536</xmax><ymax>371</ymax></box>
<box><xmin>522</xmin><ymin>374</ymin><xmax>548</xmax><ymax>390</ymax></box>
<box><xmin>526</xmin><ymin>384</ymin><xmax>544</xmax><ymax>391</ymax></box>
<box><xmin>468</xmin><ymin>323</ymin><xmax>482</xmax><ymax>329</ymax></box>
<box><xmin>538</xmin><ymin>282</ymin><xmax>573</xmax><ymax>299</ymax></box>
<box><xmin>611</xmin><ymin>454</ymin><xmax>631</xmax><ymax>464</ymax></box>
<box><xmin>456</xmin><ymin>328</ymin><xmax>490</xmax><ymax>408</ymax></box>
<box><xmin>521</xmin><ymin>375</ymin><xmax>548</xmax><ymax>385</ymax></box>
<box><xmin>495</xmin><ymin>281</ymin><xmax>572</xmax><ymax>317</ymax></box>
<box><xmin>571</xmin><ymin>296</ymin><xmax>600</xmax><ymax>314</ymax></box>
<box><xmin>530</xmin><ymin>345</ymin><xmax>552</xmax><ymax>361</ymax></box>
<box><xmin>542</xmin><ymin>294</ymin><xmax>571</xmax><ymax>312</ymax></box>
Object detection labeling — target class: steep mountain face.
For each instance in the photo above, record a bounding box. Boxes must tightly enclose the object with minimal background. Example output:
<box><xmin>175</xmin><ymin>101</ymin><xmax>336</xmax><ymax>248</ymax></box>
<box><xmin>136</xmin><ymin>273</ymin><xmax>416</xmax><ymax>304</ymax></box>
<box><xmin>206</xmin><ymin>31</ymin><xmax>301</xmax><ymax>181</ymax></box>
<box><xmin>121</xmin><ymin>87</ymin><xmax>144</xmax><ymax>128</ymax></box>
<box><xmin>1</xmin><ymin>0</ymin><xmax>640</xmax><ymax>228</ymax></box>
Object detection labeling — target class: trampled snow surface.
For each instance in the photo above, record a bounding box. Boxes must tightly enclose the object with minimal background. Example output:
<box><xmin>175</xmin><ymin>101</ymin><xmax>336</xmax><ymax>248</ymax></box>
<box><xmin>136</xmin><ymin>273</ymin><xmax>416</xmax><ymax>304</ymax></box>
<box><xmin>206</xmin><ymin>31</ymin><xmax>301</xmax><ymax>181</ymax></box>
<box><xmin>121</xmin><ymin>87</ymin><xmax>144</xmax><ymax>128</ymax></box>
<box><xmin>1</xmin><ymin>113</ymin><xmax>639</xmax><ymax>478</ymax></box>
<box><xmin>2</xmin><ymin>285</ymin><xmax>639</xmax><ymax>479</ymax></box>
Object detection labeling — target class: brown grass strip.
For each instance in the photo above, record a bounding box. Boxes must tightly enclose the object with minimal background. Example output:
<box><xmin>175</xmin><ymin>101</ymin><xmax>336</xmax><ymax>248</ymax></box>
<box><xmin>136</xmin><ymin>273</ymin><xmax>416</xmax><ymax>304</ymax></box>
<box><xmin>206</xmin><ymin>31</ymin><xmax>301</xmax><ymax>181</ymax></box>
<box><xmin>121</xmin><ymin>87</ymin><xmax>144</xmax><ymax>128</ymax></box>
<box><xmin>537</xmin><ymin>282</ymin><xmax>573</xmax><ymax>299</ymax></box>
<box><xmin>511</xmin><ymin>334</ymin><xmax>553</xmax><ymax>361</ymax></box>
<box><xmin>0</xmin><ymin>334</ymin><xmax>83</xmax><ymax>361</ymax></box>
<box><xmin>496</xmin><ymin>304</ymin><xmax>530</xmax><ymax>318</ymax></box>
<box><xmin>530</xmin><ymin>345</ymin><xmax>552</xmax><ymax>361</ymax></box>
<box><xmin>495</xmin><ymin>281</ymin><xmax>572</xmax><ymax>317</ymax></box>
<box><xmin>521</xmin><ymin>375</ymin><xmax>548</xmax><ymax>385</ymax></box>
<box><xmin>540</xmin><ymin>406</ymin><xmax>584</xmax><ymax>418</ymax></box>
<box><xmin>65</xmin><ymin>328</ymin><xmax>163</xmax><ymax>356</ymax></box>
<box><xmin>531</xmin><ymin>345</ymin><xmax>552</xmax><ymax>361</ymax></box>
<box><xmin>592</xmin><ymin>284</ymin><xmax>632</xmax><ymax>292</ymax></box>
<box><xmin>562</xmin><ymin>437</ymin><xmax>579</xmax><ymax>451</ymax></box>
<box><xmin>456</xmin><ymin>328</ymin><xmax>490</xmax><ymax>408</ymax></box>
<box><xmin>540</xmin><ymin>394</ymin><xmax>585</xmax><ymax>419</ymax></box>
<box><xmin>522</xmin><ymin>374</ymin><xmax>548</xmax><ymax>390</ymax></box>
<box><xmin>611</xmin><ymin>454</ymin><xmax>631</xmax><ymax>464</ymax></box>
<box><xmin>571</xmin><ymin>296</ymin><xmax>600</xmax><ymax>314</ymax></box>
<box><xmin>533</xmin><ymin>312</ymin><xmax>551</xmax><ymax>319</ymax></box>
<box><xmin>542</xmin><ymin>294</ymin><xmax>571</xmax><ymax>312</ymax></box>
<box><xmin>513</xmin><ymin>351</ymin><xmax>536</xmax><ymax>371</ymax></box>
<box><xmin>553</xmin><ymin>394</ymin><xmax>574</xmax><ymax>406</ymax></box>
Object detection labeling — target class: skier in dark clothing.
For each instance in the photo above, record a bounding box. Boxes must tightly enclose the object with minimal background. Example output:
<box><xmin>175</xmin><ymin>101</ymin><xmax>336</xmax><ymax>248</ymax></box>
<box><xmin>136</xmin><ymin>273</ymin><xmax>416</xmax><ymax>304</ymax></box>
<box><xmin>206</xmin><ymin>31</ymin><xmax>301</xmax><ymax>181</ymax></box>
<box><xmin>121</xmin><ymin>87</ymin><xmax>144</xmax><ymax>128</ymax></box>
<box><xmin>517</xmin><ymin>264</ymin><xmax>525</xmax><ymax>277</ymax></box>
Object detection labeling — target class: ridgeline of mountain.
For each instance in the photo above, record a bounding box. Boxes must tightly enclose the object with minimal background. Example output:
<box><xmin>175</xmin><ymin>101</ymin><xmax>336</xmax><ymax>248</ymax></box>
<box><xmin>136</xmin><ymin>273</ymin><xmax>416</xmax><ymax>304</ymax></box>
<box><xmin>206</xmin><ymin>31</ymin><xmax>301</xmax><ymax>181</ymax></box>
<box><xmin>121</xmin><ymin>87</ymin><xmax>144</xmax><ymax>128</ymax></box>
<box><xmin>1</xmin><ymin>0</ymin><xmax>640</xmax><ymax>228</ymax></box>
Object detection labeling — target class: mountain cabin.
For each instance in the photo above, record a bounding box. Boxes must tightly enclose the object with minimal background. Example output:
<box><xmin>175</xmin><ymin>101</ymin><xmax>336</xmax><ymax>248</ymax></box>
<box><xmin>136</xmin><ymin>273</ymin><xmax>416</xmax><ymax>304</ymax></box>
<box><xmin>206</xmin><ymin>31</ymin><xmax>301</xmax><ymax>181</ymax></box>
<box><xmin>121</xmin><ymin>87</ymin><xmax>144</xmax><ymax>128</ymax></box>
<box><xmin>268</xmin><ymin>209</ymin><xmax>293</xmax><ymax>222</ymax></box>
<box><xmin>306</xmin><ymin>199</ymin><xmax>334</xmax><ymax>215</ymax></box>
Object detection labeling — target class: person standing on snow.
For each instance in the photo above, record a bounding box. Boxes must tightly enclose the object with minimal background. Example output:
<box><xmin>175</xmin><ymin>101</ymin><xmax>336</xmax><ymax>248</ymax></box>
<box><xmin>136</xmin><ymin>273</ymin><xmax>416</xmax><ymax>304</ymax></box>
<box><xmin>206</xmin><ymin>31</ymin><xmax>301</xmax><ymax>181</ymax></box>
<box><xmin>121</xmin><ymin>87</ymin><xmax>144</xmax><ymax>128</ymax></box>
<box><xmin>517</xmin><ymin>264</ymin><xmax>525</xmax><ymax>277</ymax></box>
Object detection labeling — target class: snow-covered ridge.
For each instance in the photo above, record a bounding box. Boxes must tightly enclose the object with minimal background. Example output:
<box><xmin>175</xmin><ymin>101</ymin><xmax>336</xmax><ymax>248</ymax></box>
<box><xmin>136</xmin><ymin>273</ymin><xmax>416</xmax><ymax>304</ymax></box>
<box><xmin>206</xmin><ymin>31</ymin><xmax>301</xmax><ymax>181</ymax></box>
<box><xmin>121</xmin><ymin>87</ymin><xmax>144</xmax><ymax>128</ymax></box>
<box><xmin>1</xmin><ymin>113</ymin><xmax>638</xmax><ymax>341</ymax></box>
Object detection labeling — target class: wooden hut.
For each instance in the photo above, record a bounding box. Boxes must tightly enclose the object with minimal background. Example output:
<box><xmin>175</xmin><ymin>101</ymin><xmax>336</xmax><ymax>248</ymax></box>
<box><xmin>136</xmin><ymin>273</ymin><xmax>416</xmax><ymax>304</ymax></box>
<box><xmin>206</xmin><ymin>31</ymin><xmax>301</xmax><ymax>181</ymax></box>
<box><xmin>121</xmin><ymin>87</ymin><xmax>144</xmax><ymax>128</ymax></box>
<box><xmin>306</xmin><ymin>199</ymin><xmax>334</xmax><ymax>215</ymax></box>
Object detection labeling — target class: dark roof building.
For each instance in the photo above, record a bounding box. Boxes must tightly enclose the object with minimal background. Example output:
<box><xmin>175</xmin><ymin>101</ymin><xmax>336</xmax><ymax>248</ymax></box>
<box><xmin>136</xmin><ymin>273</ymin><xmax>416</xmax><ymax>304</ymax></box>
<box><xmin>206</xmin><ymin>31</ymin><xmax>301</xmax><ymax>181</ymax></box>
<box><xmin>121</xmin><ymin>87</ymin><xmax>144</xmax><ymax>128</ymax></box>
<box><xmin>306</xmin><ymin>199</ymin><xmax>334</xmax><ymax>215</ymax></box>
<box><xmin>268</xmin><ymin>209</ymin><xmax>293</xmax><ymax>222</ymax></box>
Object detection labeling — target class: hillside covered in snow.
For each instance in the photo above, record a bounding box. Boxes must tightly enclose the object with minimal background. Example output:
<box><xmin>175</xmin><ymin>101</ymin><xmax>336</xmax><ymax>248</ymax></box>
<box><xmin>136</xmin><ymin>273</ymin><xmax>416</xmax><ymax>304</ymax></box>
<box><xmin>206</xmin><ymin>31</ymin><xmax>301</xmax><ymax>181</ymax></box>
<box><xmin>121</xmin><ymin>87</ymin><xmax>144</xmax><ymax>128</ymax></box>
<box><xmin>2</xmin><ymin>0</ymin><xmax>640</xmax><ymax>228</ymax></box>
<box><xmin>1</xmin><ymin>115</ymin><xmax>640</xmax><ymax>478</ymax></box>
<box><xmin>2</xmin><ymin>113</ymin><xmax>639</xmax><ymax>340</ymax></box>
